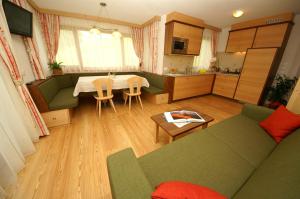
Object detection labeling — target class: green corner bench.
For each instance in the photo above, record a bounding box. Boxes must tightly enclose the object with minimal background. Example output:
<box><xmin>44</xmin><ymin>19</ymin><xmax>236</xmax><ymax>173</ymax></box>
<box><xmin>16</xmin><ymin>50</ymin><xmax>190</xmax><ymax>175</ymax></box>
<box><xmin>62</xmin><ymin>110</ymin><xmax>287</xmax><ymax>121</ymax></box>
<box><xmin>27</xmin><ymin>71</ymin><xmax>168</xmax><ymax>127</ymax></box>
<box><xmin>107</xmin><ymin>104</ymin><xmax>300</xmax><ymax>199</ymax></box>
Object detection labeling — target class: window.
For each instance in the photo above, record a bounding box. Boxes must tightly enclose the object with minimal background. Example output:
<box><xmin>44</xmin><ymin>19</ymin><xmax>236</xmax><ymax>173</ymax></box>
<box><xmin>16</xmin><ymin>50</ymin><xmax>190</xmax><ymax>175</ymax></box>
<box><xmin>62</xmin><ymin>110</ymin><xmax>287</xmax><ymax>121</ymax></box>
<box><xmin>193</xmin><ymin>29</ymin><xmax>213</xmax><ymax>70</ymax></box>
<box><xmin>56</xmin><ymin>29</ymin><xmax>80</xmax><ymax>66</ymax></box>
<box><xmin>56</xmin><ymin>28</ymin><xmax>139</xmax><ymax>72</ymax></box>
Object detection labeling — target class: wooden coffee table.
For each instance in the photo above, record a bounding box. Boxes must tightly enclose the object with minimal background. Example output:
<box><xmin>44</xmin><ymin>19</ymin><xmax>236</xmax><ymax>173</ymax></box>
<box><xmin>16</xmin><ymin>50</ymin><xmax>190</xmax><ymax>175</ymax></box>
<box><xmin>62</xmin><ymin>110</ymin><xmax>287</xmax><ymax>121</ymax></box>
<box><xmin>151</xmin><ymin>107</ymin><xmax>214</xmax><ymax>143</ymax></box>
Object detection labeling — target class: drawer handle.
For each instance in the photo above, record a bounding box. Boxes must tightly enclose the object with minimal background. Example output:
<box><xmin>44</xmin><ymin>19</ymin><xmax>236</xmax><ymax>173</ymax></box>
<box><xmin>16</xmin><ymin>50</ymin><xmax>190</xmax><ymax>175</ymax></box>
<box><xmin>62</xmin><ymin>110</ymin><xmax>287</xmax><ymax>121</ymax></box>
<box><xmin>52</xmin><ymin>117</ymin><xmax>57</xmax><ymax>120</ymax></box>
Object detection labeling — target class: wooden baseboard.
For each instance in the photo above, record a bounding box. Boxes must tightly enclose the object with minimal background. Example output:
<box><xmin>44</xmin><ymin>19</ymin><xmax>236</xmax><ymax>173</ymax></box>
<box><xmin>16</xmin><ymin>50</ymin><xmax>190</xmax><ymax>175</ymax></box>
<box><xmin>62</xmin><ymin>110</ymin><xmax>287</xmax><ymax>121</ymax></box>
<box><xmin>143</xmin><ymin>93</ymin><xmax>169</xmax><ymax>104</ymax></box>
<box><xmin>41</xmin><ymin>109</ymin><xmax>71</xmax><ymax>128</ymax></box>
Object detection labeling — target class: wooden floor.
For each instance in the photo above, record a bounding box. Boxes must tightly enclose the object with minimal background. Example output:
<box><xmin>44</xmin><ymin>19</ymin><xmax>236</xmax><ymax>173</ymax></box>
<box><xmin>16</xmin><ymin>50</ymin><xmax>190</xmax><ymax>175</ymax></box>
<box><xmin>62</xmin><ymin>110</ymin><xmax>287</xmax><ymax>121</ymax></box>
<box><xmin>7</xmin><ymin>95</ymin><xmax>243</xmax><ymax>199</ymax></box>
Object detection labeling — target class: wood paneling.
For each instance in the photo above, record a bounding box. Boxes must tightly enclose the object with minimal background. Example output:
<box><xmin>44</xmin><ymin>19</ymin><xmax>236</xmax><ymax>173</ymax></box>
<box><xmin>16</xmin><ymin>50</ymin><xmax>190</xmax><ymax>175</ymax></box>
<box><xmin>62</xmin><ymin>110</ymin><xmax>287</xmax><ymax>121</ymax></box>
<box><xmin>231</xmin><ymin>12</ymin><xmax>294</xmax><ymax>30</ymax></box>
<box><xmin>287</xmin><ymin>79</ymin><xmax>300</xmax><ymax>114</ymax></box>
<box><xmin>42</xmin><ymin>109</ymin><xmax>71</xmax><ymax>128</ymax></box>
<box><xmin>165</xmin><ymin>22</ymin><xmax>203</xmax><ymax>55</ymax></box>
<box><xmin>253</xmin><ymin>23</ymin><xmax>289</xmax><ymax>48</ymax></box>
<box><xmin>226</xmin><ymin>28</ymin><xmax>256</xmax><ymax>52</ymax></box>
<box><xmin>173</xmin><ymin>75</ymin><xmax>215</xmax><ymax>100</ymax></box>
<box><xmin>213</xmin><ymin>74</ymin><xmax>239</xmax><ymax>98</ymax></box>
<box><xmin>166</xmin><ymin>11</ymin><xmax>221</xmax><ymax>32</ymax></box>
<box><xmin>234</xmin><ymin>48</ymin><xmax>278</xmax><ymax>104</ymax></box>
<box><xmin>8</xmin><ymin>96</ymin><xmax>243</xmax><ymax>199</ymax></box>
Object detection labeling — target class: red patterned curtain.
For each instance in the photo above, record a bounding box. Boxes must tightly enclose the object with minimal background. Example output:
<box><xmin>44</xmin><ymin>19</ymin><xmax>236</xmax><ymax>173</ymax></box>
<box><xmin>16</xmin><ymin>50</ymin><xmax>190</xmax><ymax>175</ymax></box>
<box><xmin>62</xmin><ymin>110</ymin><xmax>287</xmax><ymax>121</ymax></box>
<box><xmin>38</xmin><ymin>13</ymin><xmax>60</xmax><ymax>63</ymax></box>
<box><xmin>0</xmin><ymin>7</ymin><xmax>49</xmax><ymax>136</ymax></box>
<box><xmin>11</xmin><ymin>0</ymin><xmax>46</xmax><ymax>80</ymax></box>
<box><xmin>131</xmin><ymin>27</ymin><xmax>144</xmax><ymax>69</ymax></box>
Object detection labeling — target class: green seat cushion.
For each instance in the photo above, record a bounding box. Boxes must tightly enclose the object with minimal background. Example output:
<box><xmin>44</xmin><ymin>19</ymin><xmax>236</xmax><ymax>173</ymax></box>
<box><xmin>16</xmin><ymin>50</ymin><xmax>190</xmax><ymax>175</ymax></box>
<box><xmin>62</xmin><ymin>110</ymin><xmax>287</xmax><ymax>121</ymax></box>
<box><xmin>142</xmin><ymin>72</ymin><xmax>165</xmax><ymax>89</ymax></box>
<box><xmin>138</xmin><ymin>131</ymin><xmax>255</xmax><ymax>198</ymax></box>
<box><xmin>142</xmin><ymin>86</ymin><xmax>164</xmax><ymax>94</ymax></box>
<box><xmin>38</xmin><ymin>78</ymin><xmax>59</xmax><ymax>103</ymax></box>
<box><xmin>48</xmin><ymin>87</ymin><xmax>78</xmax><ymax>110</ymax></box>
<box><xmin>233</xmin><ymin>129</ymin><xmax>300</xmax><ymax>199</ymax></box>
<box><xmin>208</xmin><ymin>115</ymin><xmax>276</xmax><ymax>167</ymax></box>
<box><xmin>55</xmin><ymin>75</ymin><xmax>74</xmax><ymax>88</ymax></box>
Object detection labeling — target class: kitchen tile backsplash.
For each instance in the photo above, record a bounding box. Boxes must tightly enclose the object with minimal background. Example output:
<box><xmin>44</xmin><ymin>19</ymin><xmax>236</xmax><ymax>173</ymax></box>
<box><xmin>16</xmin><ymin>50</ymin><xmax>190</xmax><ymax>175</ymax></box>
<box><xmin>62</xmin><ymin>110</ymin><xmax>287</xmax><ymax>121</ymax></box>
<box><xmin>163</xmin><ymin>55</ymin><xmax>194</xmax><ymax>73</ymax></box>
<box><xmin>217</xmin><ymin>52</ymin><xmax>246</xmax><ymax>71</ymax></box>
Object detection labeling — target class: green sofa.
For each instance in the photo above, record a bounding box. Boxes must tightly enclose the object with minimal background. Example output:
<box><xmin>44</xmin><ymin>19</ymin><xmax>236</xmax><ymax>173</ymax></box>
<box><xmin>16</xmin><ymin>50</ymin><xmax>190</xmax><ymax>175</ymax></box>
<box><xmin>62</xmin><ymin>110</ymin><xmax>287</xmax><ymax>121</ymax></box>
<box><xmin>30</xmin><ymin>71</ymin><xmax>167</xmax><ymax>112</ymax></box>
<box><xmin>107</xmin><ymin>104</ymin><xmax>300</xmax><ymax>199</ymax></box>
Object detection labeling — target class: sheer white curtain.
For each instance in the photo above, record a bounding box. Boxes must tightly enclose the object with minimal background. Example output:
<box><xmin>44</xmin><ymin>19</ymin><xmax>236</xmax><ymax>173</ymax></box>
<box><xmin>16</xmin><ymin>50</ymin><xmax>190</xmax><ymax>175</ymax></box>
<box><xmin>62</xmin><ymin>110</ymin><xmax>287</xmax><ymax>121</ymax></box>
<box><xmin>56</xmin><ymin>28</ymin><xmax>139</xmax><ymax>72</ymax></box>
<box><xmin>193</xmin><ymin>29</ymin><xmax>213</xmax><ymax>70</ymax></box>
<box><xmin>0</xmin><ymin>61</ymin><xmax>37</xmax><ymax>197</ymax></box>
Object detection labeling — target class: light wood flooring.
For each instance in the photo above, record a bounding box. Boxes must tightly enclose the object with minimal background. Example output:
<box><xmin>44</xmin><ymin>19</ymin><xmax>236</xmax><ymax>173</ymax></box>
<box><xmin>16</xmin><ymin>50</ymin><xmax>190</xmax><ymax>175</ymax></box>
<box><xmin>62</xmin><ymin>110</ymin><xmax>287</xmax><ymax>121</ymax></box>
<box><xmin>7</xmin><ymin>95</ymin><xmax>243</xmax><ymax>199</ymax></box>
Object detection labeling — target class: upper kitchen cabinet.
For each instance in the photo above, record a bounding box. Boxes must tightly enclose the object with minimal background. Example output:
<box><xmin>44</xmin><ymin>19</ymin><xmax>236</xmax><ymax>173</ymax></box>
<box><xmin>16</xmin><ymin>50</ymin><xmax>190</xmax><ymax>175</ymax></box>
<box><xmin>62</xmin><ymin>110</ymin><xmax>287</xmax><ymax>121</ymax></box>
<box><xmin>165</xmin><ymin>21</ymin><xmax>203</xmax><ymax>55</ymax></box>
<box><xmin>253</xmin><ymin>23</ymin><xmax>290</xmax><ymax>48</ymax></box>
<box><xmin>226</xmin><ymin>28</ymin><xmax>256</xmax><ymax>52</ymax></box>
<box><xmin>164</xmin><ymin>12</ymin><xmax>220</xmax><ymax>56</ymax></box>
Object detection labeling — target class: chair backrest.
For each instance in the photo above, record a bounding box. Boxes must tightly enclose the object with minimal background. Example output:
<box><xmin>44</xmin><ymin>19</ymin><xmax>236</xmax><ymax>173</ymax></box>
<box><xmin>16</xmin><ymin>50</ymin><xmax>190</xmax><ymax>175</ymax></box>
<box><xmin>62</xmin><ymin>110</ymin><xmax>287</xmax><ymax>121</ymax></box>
<box><xmin>92</xmin><ymin>78</ymin><xmax>113</xmax><ymax>98</ymax></box>
<box><xmin>128</xmin><ymin>76</ymin><xmax>143</xmax><ymax>95</ymax></box>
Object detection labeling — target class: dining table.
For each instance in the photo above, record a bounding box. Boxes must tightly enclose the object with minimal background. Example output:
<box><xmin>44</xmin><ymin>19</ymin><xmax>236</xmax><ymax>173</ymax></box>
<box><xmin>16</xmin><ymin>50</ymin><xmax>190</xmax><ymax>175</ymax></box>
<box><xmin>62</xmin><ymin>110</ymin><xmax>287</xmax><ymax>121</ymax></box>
<box><xmin>73</xmin><ymin>75</ymin><xmax>150</xmax><ymax>96</ymax></box>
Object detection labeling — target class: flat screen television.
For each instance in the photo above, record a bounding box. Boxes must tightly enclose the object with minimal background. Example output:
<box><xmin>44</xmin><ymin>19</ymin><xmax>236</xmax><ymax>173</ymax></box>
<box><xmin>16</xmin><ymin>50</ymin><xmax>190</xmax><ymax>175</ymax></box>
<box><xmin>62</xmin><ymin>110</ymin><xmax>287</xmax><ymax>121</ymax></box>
<box><xmin>2</xmin><ymin>0</ymin><xmax>33</xmax><ymax>37</ymax></box>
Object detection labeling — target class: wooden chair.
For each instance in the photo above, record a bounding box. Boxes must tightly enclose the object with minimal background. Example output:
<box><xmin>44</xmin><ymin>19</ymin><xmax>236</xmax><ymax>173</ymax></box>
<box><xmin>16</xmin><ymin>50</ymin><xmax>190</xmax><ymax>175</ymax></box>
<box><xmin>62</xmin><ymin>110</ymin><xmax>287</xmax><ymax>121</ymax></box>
<box><xmin>93</xmin><ymin>78</ymin><xmax>116</xmax><ymax>117</ymax></box>
<box><xmin>123</xmin><ymin>76</ymin><xmax>143</xmax><ymax>111</ymax></box>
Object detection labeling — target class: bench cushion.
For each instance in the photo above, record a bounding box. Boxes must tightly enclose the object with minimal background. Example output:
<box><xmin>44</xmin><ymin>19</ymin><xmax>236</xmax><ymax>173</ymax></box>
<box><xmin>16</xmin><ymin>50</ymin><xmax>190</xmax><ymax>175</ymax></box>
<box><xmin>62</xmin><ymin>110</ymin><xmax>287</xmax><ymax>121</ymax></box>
<box><xmin>55</xmin><ymin>75</ymin><xmax>74</xmax><ymax>88</ymax></box>
<box><xmin>49</xmin><ymin>87</ymin><xmax>78</xmax><ymax>110</ymax></box>
<box><xmin>138</xmin><ymin>130</ymin><xmax>255</xmax><ymax>198</ymax></box>
<box><xmin>142</xmin><ymin>72</ymin><xmax>165</xmax><ymax>89</ymax></box>
<box><xmin>142</xmin><ymin>86</ymin><xmax>164</xmax><ymax>94</ymax></box>
<box><xmin>233</xmin><ymin>128</ymin><xmax>300</xmax><ymax>199</ymax></box>
<box><xmin>38</xmin><ymin>78</ymin><xmax>59</xmax><ymax>104</ymax></box>
<box><xmin>208</xmin><ymin>115</ymin><xmax>276</xmax><ymax>167</ymax></box>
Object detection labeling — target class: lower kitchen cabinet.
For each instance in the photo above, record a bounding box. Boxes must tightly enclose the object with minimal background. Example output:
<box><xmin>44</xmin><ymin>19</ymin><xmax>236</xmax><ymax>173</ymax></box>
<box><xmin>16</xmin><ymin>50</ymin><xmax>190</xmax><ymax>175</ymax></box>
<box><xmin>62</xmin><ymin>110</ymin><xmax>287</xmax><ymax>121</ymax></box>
<box><xmin>213</xmin><ymin>74</ymin><xmax>239</xmax><ymax>98</ymax></box>
<box><xmin>167</xmin><ymin>74</ymin><xmax>215</xmax><ymax>102</ymax></box>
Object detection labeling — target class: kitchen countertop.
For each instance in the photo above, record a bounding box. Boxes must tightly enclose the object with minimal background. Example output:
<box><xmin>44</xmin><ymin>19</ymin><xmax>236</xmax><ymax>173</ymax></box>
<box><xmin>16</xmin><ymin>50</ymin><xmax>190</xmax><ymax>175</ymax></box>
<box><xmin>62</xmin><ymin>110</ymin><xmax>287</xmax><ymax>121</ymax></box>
<box><xmin>165</xmin><ymin>72</ymin><xmax>240</xmax><ymax>77</ymax></box>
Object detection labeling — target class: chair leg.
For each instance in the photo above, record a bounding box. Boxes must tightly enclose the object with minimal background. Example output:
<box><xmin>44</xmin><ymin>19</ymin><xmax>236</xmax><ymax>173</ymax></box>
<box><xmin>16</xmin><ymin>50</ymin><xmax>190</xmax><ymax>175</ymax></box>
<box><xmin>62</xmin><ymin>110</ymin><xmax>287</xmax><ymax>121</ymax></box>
<box><xmin>138</xmin><ymin>95</ymin><xmax>143</xmax><ymax>110</ymax></box>
<box><xmin>129</xmin><ymin>96</ymin><xmax>132</xmax><ymax>111</ymax></box>
<box><xmin>96</xmin><ymin>100</ymin><xmax>99</xmax><ymax>111</ymax></box>
<box><xmin>109</xmin><ymin>99</ymin><xmax>117</xmax><ymax>113</ymax></box>
<box><xmin>98</xmin><ymin>100</ymin><xmax>102</xmax><ymax>117</ymax></box>
<box><xmin>135</xmin><ymin>96</ymin><xmax>138</xmax><ymax>103</ymax></box>
<box><xmin>124</xmin><ymin>95</ymin><xmax>128</xmax><ymax>105</ymax></box>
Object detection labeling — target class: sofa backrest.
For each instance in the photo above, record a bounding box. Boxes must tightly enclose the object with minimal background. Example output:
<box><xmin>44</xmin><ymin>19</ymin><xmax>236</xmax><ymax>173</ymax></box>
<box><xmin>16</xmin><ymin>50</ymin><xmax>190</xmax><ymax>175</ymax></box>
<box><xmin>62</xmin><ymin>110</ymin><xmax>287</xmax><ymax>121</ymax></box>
<box><xmin>141</xmin><ymin>71</ymin><xmax>165</xmax><ymax>89</ymax></box>
<box><xmin>241</xmin><ymin>103</ymin><xmax>274</xmax><ymax>122</ymax></box>
<box><xmin>233</xmin><ymin>128</ymin><xmax>300</xmax><ymax>199</ymax></box>
<box><xmin>38</xmin><ymin>77</ymin><xmax>59</xmax><ymax>104</ymax></box>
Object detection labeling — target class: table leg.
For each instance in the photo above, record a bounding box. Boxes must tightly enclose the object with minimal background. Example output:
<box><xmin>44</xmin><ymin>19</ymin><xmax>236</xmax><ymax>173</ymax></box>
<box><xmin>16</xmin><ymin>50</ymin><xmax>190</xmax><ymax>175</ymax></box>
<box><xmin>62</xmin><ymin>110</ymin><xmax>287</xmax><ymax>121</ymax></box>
<box><xmin>202</xmin><ymin>123</ymin><xmax>208</xmax><ymax>129</ymax></box>
<box><xmin>155</xmin><ymin>124</ymin><xmax>159</xmax><ymax>143</ymax></box>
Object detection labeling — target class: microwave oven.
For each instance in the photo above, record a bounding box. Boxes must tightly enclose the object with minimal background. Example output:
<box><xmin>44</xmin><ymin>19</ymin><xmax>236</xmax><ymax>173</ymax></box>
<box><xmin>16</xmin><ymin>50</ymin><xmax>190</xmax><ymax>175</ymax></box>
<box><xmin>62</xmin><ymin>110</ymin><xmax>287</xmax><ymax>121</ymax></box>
<box><xmin>172</xmin><ymin>37</ymin><xmax>189</xmax><ymax>54</ymax></box>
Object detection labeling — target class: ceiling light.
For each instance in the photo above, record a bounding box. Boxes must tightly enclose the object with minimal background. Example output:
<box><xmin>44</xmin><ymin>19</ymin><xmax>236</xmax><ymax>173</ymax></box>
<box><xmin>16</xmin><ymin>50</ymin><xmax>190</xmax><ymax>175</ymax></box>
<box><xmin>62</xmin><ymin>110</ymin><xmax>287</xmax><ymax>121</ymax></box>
<box><xmin>233</xmin><ymin>10</ymin><xmax>244</xmax><ymax>18</ymax></box>
<box><xmin>90</xmin><ymin>26</ymin><xmax>101</xmax><ymax>35</ymax></box>
<box><xmin>112</xmin><ymin>30</ymin><xmax>122</xmax><ymax>38</ymax></box>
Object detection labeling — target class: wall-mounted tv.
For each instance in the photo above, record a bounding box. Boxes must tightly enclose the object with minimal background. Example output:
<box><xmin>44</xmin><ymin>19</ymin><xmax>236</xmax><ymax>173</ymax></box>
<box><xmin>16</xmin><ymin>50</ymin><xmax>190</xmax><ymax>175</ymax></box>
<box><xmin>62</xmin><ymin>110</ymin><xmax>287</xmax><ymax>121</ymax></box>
<box><xmin>2</xmin><ymin>0</ymin><xmax>33</xmax><ymax>37</ymax></box>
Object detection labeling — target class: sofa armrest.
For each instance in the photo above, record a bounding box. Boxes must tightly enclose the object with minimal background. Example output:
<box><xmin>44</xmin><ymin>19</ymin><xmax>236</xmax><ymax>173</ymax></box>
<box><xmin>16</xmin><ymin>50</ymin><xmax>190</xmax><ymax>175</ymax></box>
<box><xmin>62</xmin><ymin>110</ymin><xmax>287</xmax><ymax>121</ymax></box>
<box><xmin>107</xmin><ymin>148</ymin><xmax>153</xmax><ymax>199</ymax></box>
<box><xmin>241</xmin><ymin>104</ymin><xmax>274</xmax><ymax>122</ymax></box>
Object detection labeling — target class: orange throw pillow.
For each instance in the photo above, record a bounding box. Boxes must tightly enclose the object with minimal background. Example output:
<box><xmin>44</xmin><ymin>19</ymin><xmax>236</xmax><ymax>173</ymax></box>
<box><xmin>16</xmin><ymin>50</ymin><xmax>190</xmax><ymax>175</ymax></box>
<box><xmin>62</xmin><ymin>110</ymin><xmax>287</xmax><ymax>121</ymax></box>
<box><xmin>260</xmin><ymin>105</ymin><xmax>300</xmax><ymax>143</ymax></box>
<box><xmin>152</xmin><ymin>181</ymin><xmax>227</xmax><ymax>199</ymax></box>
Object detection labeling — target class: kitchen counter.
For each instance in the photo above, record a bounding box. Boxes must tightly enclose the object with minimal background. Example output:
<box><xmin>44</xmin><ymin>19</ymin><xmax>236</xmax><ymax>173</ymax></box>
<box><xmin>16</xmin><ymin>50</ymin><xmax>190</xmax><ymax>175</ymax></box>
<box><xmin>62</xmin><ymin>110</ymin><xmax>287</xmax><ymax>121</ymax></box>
<box><xmin>165</xmin><ymin>72</ymin><xmax>240</xmax><ymax>77</ymax></box>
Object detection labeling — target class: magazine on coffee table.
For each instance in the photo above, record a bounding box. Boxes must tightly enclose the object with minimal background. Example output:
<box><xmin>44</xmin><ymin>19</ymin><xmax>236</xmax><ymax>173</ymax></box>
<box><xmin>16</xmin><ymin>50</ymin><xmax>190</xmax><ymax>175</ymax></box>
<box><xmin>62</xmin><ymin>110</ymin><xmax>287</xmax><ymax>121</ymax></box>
<box><xmin>164</xmin><ymin>110</ymin><xmax>206</xmax><ymax>123</ymax></box>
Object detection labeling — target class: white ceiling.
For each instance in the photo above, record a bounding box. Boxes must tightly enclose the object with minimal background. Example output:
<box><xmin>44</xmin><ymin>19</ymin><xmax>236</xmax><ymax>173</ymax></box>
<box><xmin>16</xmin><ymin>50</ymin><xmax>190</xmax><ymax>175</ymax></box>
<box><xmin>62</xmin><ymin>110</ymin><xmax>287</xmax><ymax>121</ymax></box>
<box><xmin>35</xmin><ymin>0</ymin><xmax>300</xmax><ymax>28</ymax></box>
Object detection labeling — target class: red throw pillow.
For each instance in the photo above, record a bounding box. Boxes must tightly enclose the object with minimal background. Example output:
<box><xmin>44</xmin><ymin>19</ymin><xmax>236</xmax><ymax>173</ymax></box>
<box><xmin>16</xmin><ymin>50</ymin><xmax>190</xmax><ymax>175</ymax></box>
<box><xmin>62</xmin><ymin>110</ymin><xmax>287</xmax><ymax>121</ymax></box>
<box><xmin>259</xmin><ymin>105</ymin><xmax>300</xmax><ymax>143</ymax></box>
<box><xmin>152</xmin><ymin>181</ymin><xmax>227</xmax><ymax>199</ymax></box>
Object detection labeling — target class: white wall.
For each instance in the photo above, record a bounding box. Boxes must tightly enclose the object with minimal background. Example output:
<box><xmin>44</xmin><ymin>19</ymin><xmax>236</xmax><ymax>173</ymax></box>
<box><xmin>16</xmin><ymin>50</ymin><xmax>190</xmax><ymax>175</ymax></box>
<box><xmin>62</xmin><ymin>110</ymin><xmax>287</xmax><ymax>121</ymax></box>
<box><xmin>9</xmin><ymin>4</ymin><xmax>49</xmax><ymax>83</ymax></box>
<box><xmin>277</xmin><ymin>14</ymin><xmax>300</xmax><ymax>78</ymax></box>
<box><xmin>217</xmin><ymin>26</ymin><xmax>230</xmax><ymax>52</ymax></box>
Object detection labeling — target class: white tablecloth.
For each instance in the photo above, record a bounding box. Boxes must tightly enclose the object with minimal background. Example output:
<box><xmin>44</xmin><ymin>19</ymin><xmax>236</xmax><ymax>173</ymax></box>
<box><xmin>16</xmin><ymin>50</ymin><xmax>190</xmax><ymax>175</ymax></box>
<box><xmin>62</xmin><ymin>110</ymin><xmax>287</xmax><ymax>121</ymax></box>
<box><xmin>73</xmin><ymin>75</ymin><xmax>150</xmax><ymax>96</ymax></box>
